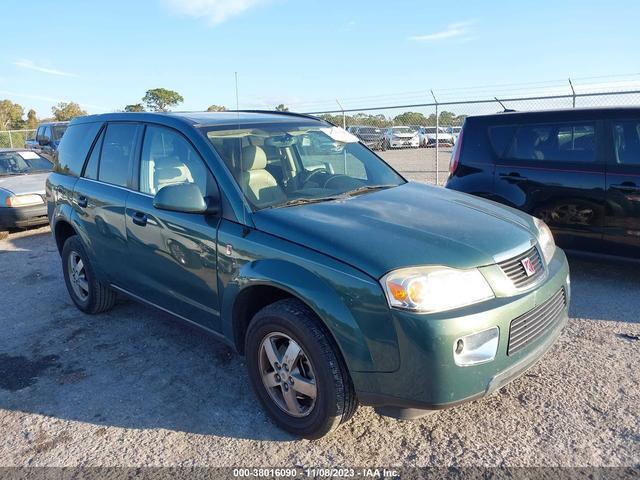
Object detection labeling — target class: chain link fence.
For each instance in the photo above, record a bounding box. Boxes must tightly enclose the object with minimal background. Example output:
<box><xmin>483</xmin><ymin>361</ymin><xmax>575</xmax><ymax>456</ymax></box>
<box><xmin>304</xmin><ymin>89</ymin><xmax>640</xmax><ymax>185</ymax></box>
<box><xmin>0</xmin><ymin>129</ymin><xmax>36</xmax><ymax>149</ymax></box>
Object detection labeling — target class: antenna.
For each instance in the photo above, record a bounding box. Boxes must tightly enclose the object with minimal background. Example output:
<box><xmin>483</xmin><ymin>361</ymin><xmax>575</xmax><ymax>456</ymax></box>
<box><xmin>495</xmin><ymin>97</ymin><xmax>508</xmax><ymax>111</ymax></box>
<box><xmin>235</xmin><ymin>72</ymin><xmax>240</xmax><ymax>111</ymax></box>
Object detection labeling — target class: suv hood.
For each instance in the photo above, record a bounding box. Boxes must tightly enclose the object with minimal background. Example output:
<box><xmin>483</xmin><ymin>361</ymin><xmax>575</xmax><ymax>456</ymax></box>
<box><xmin>253</xmin><ymin>182</ymin><xmax>538</xmax><ymax>279</ymax></box>
<box><xmin>0</xmin><ymin>172</ymin><xmax>49</xmax><ymax>196</ymax></box>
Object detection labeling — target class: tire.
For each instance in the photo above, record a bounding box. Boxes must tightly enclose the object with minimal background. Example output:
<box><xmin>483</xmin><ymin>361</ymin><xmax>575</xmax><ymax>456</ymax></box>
<box><xmin>0</xmin><ymin>231</ymin><xmax>8</xmax><ymax>240</ymax></box>
<box><xmin>61</xmin><ymin>235</ymin><xmax>117</xmax><ymax>314</ymax></box>
<box><xmin>245</xmin><ymin>298</ymin><xmax>358</xmax><ymax>439</ymax></box>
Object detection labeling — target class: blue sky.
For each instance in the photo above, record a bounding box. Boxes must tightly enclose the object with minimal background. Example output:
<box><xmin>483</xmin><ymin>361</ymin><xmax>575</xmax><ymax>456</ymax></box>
<box><xmin>1</xmin><ymin>0</ymin><xmax>639</xmax><ymax>117</ymax></box>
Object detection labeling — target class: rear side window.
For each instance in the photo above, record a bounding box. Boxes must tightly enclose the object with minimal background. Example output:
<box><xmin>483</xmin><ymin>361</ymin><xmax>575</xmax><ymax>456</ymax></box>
<box><xmin>507</xmin><ymin>123</ymin><xmax>596</xmax><ymax>162</ymax></box>
<box><xmin>83</xmin><ymin>129</ymin><xmax>105</xmax><ymax>180</ymax></box>
<box><xmin>98</xmin><ymin>123</ymin><xmax>140</xmax><ymax>187</ymax></box>
<box><xmin>54</xmin><ymin>122</ymin><xmax>102</xmax><ymax>176</ymax></box>
<box><xmin>612</xmin><ymin>121</ymin><xmax>640</xmax><ymax>165</ymax></box>
<box><xmin>488</xmin><ymin>126</ymin><xmax>517</xmax><ymax>157</ymax></box>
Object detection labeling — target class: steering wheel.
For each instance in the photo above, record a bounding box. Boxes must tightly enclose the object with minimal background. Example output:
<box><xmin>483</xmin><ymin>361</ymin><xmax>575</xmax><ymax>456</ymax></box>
<box><xmin>304</xmin><ymin>167</ymin><xmax>330</xmax><ymax>185</ymax></box>
<box><xmin>323</xmin><ymin>174</ymin><xmax>352</xmax><ymax>189</ymax></box>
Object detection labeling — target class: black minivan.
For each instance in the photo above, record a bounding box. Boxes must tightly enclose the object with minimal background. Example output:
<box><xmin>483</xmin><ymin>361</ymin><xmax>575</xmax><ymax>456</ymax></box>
<box><xmin>446</xmin><ymin>107</ymin><xmax>640</xmax><ymax>259</ymax></box>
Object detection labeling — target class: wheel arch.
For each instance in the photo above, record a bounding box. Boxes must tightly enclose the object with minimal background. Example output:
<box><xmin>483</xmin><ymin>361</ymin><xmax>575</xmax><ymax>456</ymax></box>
<box><xmin>221</xmin><ymin>259</ymin><xmax>379</xmax><ymax>373</ymax></box>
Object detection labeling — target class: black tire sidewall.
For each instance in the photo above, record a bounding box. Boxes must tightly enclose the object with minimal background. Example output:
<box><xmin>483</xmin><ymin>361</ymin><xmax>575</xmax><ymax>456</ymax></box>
<box><xmin>246</xmin><ymin>305</ymin><xmax>345</xmax><ymax>438</ymax></box>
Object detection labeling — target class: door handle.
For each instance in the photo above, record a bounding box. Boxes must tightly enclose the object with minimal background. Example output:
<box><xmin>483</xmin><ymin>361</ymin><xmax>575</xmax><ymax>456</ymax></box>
<box><xmin>77</xmin><ymin>195</ymin><xmax>88</xmax><ymax>208</ymax></box>
<box><xmin>131</xmin><ymin>211</ymin><xmax>148</xmax><ymax>227</ymax></box>
<box><xmin>610</xmin><ymin>183</ymin><xmax>638</xmax><ymax>193</ymax></box>
<box><xmin>500</xmin><ymin>172</ymin><xmax>527</xmax><ymax>181</ymax></box>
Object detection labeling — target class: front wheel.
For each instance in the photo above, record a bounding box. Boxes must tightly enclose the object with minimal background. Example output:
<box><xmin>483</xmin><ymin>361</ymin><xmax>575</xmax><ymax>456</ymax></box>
<box><xmin>245</xmin><ymin>299</ymin><xmax>358</xmax><ymax>439</ymax></box>
<box><xmin>62</xmin><ymin>235</ymin><xmax>117</xmax><ymax>314</ymax></box>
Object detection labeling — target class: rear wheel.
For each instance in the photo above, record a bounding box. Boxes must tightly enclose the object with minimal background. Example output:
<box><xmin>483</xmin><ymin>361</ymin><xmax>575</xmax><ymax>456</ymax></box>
<box><xmin>245</xmin><ymin>298</ymin><xmax>357</xmax><ymax>439</ymax></box>
<box><xmin>62</xmin><ymin>235</ymin><xmax>116</xmax><ymax>314</ymax></box>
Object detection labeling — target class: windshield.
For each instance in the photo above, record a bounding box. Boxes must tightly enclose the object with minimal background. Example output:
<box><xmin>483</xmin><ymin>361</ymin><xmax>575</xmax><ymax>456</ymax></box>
<box><xmin>0</xmin><ymin>151</ymin><xmax>53</xmax><ymax>176</ymax></box>
<box><xmin>52</xmin><ymin>125</ymin><xmax>68</xmax><ymax>141</ymax></box>
<box><xmin>359</xmin><ymin>127</ymin><xmax>381</xmax><ymax>134</ymax></box>
<box><xmin>392</xmin><ymin>127</ymin><xmax>412</xmax><ymax>134</ymax></box>
<box><xmin>204</xmin><ymin>122</ymin><xmax>405</xmax><ymax>210</ymax></box>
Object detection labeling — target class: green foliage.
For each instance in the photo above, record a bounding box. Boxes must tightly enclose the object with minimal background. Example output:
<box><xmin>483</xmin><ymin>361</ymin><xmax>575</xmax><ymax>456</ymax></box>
<box><xmin>0</xmin><ymin>99</ymin><xmax>25</xmax><ymax>130</ymax></box>
<box><xmin>52</xmin><ymin>102</ymin><xmax>87</xmax><ymax>121</ymax></box>
<box><xmin>26</xmin><ymin>109</ymin><xmax>39</xmax><ymax>129</ymax></box>
<box><xmin>207</xmin><ymin>105</ymin><xmax>227</xmax><ymax>112</ymax></box>
<box><xmin>275</xmin><ymin>104</ymin><xmax>289</xmax><ymax>112</ymax></box>
<box><xmin>124</xmin><ymin>103</ymin><xmax>145</xmax><ymax>112</ymax></box>
<box><xmin>393</xmin><ymin>111</ymin><xmax>428</xmax><ymax>126</ymax></box>
<box><xmin>142</xmin><ymin>88</ymin><xmax>184</xmax><ymax>112</ymax></box>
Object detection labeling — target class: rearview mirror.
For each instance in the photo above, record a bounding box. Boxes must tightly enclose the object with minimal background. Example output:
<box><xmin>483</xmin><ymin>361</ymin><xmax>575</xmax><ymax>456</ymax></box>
<box><xmin>153</xmin><ymin>183</ymin><xmax>218</xmax><ymax>215</ymax></box>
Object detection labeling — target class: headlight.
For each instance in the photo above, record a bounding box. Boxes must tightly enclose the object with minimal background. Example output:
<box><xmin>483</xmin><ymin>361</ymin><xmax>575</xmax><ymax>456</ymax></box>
<box><xmin>534</xmin><ymin>217</ymin><xmax>556</xmax><ymax>264</ymax></box>
<box><xmin>381</xmin><ymin>266</ymin><xmax>494</xmax><ymax>313</ymax></box>
<box><xmin>5</xmin><ymin>194</ymin><xmax>44</xmax><ymax>207</ymax></box>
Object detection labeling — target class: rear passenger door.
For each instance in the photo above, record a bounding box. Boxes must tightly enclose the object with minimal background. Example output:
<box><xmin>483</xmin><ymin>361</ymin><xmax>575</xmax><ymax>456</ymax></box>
<box><xmin>603</xmin><ymin>119</ymin><xmax>640</xmax><ymax>257</ymax></box>
<box><xmin>125</xmin><ymin>125</ymin><xmax>222</xmax><ymax>331</ymax></box>
<box><xmin>74</xmin><ymin>122</ymin><xmax>142</xmax><ymax>285</ymax></box>
<box><xmin>494</xmin><ymin>121</ymin><xmax>606</xmax><ymax>253</ymax></box>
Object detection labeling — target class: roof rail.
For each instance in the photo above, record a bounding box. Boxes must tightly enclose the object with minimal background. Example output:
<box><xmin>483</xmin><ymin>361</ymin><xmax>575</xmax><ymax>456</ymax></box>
<box><xmin>232</xmin><ymin>109</ymin><xmax>323</xmax><ymax>121</ymax></box>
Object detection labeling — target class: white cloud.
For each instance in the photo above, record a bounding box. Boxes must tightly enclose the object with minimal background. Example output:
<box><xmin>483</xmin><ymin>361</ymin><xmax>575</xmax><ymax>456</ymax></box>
<box><xmin>164</xmin><ymin>0</ymin><xmax>270</xmax><ymax>25</ymax></box>
<box><xmin>409</xmin><ymin>21</ymin><xmax>476</xmax><ymax>42</ymax></box>
<box><xmin>13</xmin><ymin>59</ymin><xmax>77</xmax><ymax>77</ymax></box>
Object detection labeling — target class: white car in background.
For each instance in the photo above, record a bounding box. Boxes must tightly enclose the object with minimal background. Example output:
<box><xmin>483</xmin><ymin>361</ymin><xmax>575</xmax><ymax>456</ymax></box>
<box><xmin>418</xmin><ymin>126</ymin><xmax>455</xmax><ymax>147</ymax></box>
<box><xmin>383</xmin><ymin>126</ymin><xmax>420</xmax><ymax>149</ymax></box>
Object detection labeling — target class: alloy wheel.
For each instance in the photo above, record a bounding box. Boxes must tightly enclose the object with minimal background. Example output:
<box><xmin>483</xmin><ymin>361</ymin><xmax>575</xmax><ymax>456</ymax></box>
<box><xmin>68</xmin><ymin>251</ymin><xmax>89</xmax><ymax>301</ymax></box>
<box><xmin>258</xmin><ymin>332</ymin><xmax>318</xmax><ymax>417</ymax></box>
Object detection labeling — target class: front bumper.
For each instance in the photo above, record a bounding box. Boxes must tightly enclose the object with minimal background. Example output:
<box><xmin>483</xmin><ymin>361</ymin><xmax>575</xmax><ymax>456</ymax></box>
<box><xmin>0</xmin><ymin>204</ymin><xmax>49</xmax><ymax>229</ymax></box>
<box><xmin>355</xmin><ymin>247</ymin><xmax>570</xmax><ymax>414</ymax></box>
<box><xmin>389</xmin><ymin>138</ymin><xmax>419</xmax><ymax>148</ymax></box>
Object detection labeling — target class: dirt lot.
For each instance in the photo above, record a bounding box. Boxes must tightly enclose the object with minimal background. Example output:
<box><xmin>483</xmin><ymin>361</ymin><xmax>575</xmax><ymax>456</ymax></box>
<box><xmin>0</xmin><ymin>156</ymin><xmax>639</xmax><ymax>469</ymax></box>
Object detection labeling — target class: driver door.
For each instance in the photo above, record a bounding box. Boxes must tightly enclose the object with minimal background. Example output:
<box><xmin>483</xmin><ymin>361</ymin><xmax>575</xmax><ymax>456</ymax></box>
<box><xmin>125</xmin><ymin>125</ymin><xmax>223</xmax><ymax>331</ymax></box>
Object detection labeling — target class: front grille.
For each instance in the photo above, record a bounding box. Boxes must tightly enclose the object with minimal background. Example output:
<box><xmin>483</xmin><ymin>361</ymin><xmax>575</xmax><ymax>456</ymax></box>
<box><xmin>507</xmin><ymin>288</ymin><xmax>567</xmax><ymax>355</ymax></box>
<box><xmin>498</xmin><ymin>246</ymin><xmax>544</xmax><ymax>289</ymax></box>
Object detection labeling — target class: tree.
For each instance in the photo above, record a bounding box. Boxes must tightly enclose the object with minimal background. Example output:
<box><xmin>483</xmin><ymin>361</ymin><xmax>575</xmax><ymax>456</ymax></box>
<box><xmin>393</xmin><ymin>111</ymin><xmax>428</xmax><ymax>126</ymax></box>
<box><xmin>124</xmin><ymin>103</ymin><xmax>145</xmax><ymax>112</ymax></box>
<box><xmin>207</xmin><ymin>105</ymin><xmax>227</xmax><ymax>112</ymax></box>
<box><xmin>275</xmin><ymin>104</ymin><xmax>289</xmax><ymax>112</ymax></box>
<box><xmin>142</xmin><ymin>88</ymin><xmax>184</xmax><ymax>112</ymax></box>
<box><xmin>26</xmin><ymin>109</ymin><xmax>39</xmax><ymax>129</ymax></box>
<box><xmin>0</xmin><ymin>99</ymin><xmax>25</xmax><ymax>130</ymax></box>
<box><xmin>52</xmin><ymin>102</ymin><xmax>87</xmax><ymax>121</ymax></box>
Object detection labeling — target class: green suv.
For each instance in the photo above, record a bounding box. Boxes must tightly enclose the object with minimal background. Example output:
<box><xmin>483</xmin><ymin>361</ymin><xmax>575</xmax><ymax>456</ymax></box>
<box><xmin>46</xmin><ymin>111</ymin><xmax>570</xmax><ymax>438</ymax></box>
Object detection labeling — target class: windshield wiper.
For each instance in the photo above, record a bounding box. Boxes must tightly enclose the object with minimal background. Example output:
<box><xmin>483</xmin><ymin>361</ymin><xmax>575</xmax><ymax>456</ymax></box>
<box><xmin>342</xmin><ymin>184</ymin><xmax>397</xmax><ymax>197</ymax></box>
<box><xmin>273</xmin><ymin>196</ymin><xmax>340</xmax><ymax>209</ymax></box>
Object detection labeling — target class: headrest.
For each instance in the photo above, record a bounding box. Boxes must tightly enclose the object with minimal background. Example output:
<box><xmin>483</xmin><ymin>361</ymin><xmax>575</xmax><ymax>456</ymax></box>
<box><xmin>240</xmin><ymin>146</ymin><xmax>267</xmax><ymax>171</ymax></box>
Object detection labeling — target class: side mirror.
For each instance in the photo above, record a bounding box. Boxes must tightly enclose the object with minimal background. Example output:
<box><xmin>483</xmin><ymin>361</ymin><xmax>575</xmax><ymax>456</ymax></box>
<box><xmin>39</xmin><ymin>136</ymin><xmax>50</xmax><ymax>146</ymax></box>
<box><xmin>153</xmin><ymin>183</ymin><xmax>219</xmax><ymax>215</ymax></box>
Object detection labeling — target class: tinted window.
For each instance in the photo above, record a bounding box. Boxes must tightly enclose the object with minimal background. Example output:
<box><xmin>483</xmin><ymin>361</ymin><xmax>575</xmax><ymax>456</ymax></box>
<box><xmin>508</xmin><ymin>123</ymin><xmax>595</xmax><ymax>162</ymax></box>
<box><xmin>488</xmin><ymin>125</ymin><xmax>516</xmax><ymax>157</ymax></box>
<box><xmin>98</xmin><ymin>123</ymin><xmax>139</xmax><ymax>187</ymax></box>
<box><xmin>139</xmin><ymin>126</ymin><xmax>211</xmax><ymax>196</ymax></box>
<box><xmin>52</xmin><ymin>125</ymin><xmax>67</xmax><ymax>141</ymax></box>
<box><xmin>54</xmin><ymin>122</ymin><xmax>102</xmax><ymax>176</ymax></box>
<box><xmin>83</xmin><ymin>129</ymin><xmax>104</xmax><ymax>180</ymax></box>
<box><xmin>613</xmin><ymin>121</ymin><xmax>640</xmax><ymax>165</ymax></box>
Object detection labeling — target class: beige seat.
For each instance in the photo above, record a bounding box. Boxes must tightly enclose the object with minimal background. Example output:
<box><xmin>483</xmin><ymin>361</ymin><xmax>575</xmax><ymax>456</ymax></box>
<box><xmin>239</xmin><ymin>146</ymin><xmax>286</xmax><ymax>208</ymax></box>
<box><xmin>154</xmin><ymin>155</ymin><xmax>194</xmax><ymax>192</ymax></box>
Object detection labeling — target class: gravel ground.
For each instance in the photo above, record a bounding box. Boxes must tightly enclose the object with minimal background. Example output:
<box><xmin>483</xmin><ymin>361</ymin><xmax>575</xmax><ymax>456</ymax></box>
<box><xmin>0</xmin><ymin>158</ymin><xmax>639</xmax><ymax>469</ymax></box>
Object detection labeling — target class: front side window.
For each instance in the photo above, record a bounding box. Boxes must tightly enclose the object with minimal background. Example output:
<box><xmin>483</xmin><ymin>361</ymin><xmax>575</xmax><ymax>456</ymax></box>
<box><xmin>98</xmin><ymin>123</ymin><xmax>139</xmax><ymax>187</ymax></box>
<box><xmin>508</xmin><ymin>122</ymin><xmax>596</xmax><ymax>162</ymax></box>
<box><xmin>139</xmin><ymin>126</ymin><xmax>212</xmax><ymax>196</ymax></box>
<box><xmin>612</xmin><ymin>120</ymin><xmax>640</xmax><ymax>165</ymax></box>
<box><xmin>52</xmin><ymin>125</ymin><xmax>68</xmax><ymax>141</ymax></box>
<box><xmin>204</xmin><ymin>122</ymin><xmax>405</xmax><ymax>210</ymax></box>
<box><xmin>43</xmin><ymin>126</ymin><xmax>52</xmax><ymax>142</ymax></box>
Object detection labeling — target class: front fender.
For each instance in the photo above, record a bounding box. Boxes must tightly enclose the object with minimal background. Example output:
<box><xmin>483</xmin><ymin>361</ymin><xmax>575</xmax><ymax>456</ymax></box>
<box><xmin>217</xmin><ymin>221</ymin><xmax>400</xmax><ymax>373</ymax></box>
